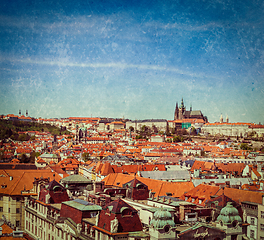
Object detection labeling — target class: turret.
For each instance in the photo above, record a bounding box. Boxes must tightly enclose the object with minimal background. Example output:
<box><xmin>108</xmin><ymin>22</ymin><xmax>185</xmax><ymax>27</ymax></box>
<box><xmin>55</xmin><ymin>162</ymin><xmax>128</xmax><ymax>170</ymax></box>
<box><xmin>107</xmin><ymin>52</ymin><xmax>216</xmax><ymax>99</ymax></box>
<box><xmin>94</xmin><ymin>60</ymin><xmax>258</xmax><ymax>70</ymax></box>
<box><xmin>220</xmin><ymin>114</ymin><xmax>223</xmax><ymax>123</ymax></box>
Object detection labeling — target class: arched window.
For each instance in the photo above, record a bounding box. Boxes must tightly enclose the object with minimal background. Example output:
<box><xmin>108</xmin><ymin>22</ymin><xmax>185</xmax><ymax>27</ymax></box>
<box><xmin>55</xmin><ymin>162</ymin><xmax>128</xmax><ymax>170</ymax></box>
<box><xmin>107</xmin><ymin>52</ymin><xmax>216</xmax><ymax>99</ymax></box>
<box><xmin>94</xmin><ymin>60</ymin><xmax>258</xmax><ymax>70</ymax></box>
<box><xmin>121</xmin><ymin>207</ymin><xmax>132</xmax><ymax>217</ymax></box>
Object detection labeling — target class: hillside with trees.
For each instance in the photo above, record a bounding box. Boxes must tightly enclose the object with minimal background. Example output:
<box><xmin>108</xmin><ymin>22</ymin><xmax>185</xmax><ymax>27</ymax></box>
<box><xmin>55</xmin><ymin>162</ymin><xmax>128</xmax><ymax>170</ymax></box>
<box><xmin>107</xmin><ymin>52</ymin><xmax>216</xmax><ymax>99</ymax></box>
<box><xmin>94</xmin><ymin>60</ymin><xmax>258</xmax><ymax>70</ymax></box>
<box><xmin>0</xmin><ymin>119</ymin><xmax>70</xmax><ymax>141</ymax></box>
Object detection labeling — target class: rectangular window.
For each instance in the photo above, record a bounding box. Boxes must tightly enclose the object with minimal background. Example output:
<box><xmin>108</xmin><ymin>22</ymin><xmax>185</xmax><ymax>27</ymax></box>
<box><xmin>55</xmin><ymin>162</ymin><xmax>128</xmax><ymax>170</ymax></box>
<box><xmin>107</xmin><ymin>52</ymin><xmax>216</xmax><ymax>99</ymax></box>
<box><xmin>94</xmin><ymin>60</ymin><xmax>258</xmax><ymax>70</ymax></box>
<box><xmin>251</xmin><ymin>217</ymin><xmax>255</xmax><ymax>225</ymax></box>
<box><xmin>16</xmin><ymin>208</ymin><xmax>20</xmax><ymax>214</ymax></box>
<box><xmin>261</xmin><ymin>224</ymin><xmax>264</xmax><ymax>231</ymax></box>
<box><xmin>0</xmin><ymin>207</ymin><xmax>3</xmax><ymax>212</ymax></box>
<box><xmin>0</xmin><ymin>196</ymin><xmax>3</xmax><ymax>201</ymax></box>
<box><xmin>16</xmin><ymin>221</ymin><xmax>20</xmax><ymax>228</ymax></box>
<box><xmin>250</xmin><ymin>230</ymin><xmax>255</xmax><ymax>238</ymax></box>
<box><xmin>261</xmin><ymin>211</ymin><xmax>264</xmax><ymax>219</ymax></box>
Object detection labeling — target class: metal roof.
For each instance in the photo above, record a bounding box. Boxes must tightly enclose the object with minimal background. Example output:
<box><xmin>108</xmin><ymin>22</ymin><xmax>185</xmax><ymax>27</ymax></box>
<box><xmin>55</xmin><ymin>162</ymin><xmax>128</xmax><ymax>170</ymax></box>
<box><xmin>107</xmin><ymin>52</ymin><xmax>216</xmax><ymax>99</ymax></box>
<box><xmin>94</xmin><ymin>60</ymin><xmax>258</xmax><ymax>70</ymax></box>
<box><xmin>62</xmin><ymin>199</ymin><xmax>102</xmax><ymax>211</ymax></box>
<box><xmin>60</xmin><ymin>174</ymin><xmax>92</xmax><ymax>184</ymax></box>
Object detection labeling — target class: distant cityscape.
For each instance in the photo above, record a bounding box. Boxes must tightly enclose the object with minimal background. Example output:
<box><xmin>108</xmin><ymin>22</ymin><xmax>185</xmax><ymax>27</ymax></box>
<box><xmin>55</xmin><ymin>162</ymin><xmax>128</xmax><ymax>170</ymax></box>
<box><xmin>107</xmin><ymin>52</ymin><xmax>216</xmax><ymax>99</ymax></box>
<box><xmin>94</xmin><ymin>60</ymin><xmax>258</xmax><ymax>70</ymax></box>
<box><xmin>0</xmin><ymin>100</ymin><xmax>264</xmax><ymax>239</ymax></box>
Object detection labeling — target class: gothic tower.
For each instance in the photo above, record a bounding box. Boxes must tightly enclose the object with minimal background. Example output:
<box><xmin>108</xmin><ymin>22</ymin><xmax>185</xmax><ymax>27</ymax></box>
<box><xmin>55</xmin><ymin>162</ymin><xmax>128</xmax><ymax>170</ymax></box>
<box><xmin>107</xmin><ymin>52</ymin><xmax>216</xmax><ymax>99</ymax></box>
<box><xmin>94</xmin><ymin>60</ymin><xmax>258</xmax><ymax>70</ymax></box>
<box><xmin>178</xmin><ymin>98</ymin><xmax>185</xmax><ymax>120</ymax></box>
<box><xmin>174</xmin><ymin>102</ymin><xmax>179</xmax><ymax>120</ymax></box>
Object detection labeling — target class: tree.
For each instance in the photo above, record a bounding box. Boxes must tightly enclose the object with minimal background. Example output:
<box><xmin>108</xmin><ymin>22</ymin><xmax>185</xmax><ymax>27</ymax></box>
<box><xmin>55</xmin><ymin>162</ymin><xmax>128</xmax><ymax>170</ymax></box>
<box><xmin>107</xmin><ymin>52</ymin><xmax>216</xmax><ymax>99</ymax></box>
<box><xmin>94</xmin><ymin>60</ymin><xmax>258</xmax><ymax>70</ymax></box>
<box><xmin>19</xmin><ymin>153</ymin><xmax>30</xmax><ymax>163</ymax></box>
<box><xmin>29</xmin><ymin>151</ymin><xmax>37</xmax><ymax>163</ymax></box>
<box><xmin>190</xmin><ymin>127</ymin><xmax>197</xmax><ymax>135</ymax></box>
<box><xmin>240</xmin><ymin>143</ymin><xmax>252</xmax><ymax>151</ymax></box>
<box><xmin>152</xmin><ymin>124</ymin><xmax>158</xmax><ymax>134</ymax></box>
<box><xmin>82</xmin><ymin>152</ymin><xmax>90</xmax><ymax>162</ymax></box>
<box><xmin>0</xmin><ymin>150</ymin><xmax>4</xmax><ymax>161</ymax></box>
<box><xmin>173</xmin><ymin>135</ymin><xmax>184</xmax><ymax>142</ymax></box>
<box><xmin>30</xmin><ymin>135</ymin><xmax>36</xmax><ymax>141</ymax></box>
<box><xmin>129</xmin><ymin>126</ymin><xmax>134</xmax><ymax>132</ymax></box>
<box><xmin>18</xmin><ymin>133</ymin><xmax>30</xmax><ymax>141</ymax></box>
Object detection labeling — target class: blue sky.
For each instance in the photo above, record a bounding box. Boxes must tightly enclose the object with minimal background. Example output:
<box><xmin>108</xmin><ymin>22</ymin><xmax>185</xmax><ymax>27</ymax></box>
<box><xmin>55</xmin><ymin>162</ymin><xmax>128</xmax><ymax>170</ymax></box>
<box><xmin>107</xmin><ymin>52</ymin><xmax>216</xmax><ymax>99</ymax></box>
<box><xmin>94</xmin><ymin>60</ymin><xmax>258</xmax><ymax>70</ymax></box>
<box><xmin>0</xmin><ymin>0</ymin><xmax>263</xmax><ymax>123</ymax></box>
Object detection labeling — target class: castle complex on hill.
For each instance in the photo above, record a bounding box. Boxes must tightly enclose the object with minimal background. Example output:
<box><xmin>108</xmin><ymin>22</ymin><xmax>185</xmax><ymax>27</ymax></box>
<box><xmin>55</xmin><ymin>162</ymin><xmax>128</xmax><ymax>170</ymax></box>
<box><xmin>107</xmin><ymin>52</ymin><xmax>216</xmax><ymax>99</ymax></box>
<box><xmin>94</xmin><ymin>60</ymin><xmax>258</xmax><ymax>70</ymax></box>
<box><xmin>174</xmin><ymin>98</ymin><xmax>208</xmax><ymax>123</ymax></box>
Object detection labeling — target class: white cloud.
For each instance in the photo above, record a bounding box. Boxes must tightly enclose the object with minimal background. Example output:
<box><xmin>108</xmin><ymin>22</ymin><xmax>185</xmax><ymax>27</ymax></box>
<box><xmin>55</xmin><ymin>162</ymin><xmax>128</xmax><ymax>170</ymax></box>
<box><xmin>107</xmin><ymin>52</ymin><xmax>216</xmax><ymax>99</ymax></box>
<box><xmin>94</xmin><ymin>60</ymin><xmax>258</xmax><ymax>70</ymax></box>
<box><xmin>0</xmin><ymin>56</ymin><xmax>223</xmax><ymax>81</ymax></box>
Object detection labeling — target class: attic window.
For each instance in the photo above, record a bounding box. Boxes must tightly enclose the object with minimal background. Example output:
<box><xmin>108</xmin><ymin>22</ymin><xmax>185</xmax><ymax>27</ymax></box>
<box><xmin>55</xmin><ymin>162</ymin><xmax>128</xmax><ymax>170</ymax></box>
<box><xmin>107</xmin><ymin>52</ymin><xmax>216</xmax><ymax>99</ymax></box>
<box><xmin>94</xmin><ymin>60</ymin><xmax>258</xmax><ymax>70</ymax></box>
<box><xmin>53</xmin><ymin>186</ymin><xmax>63</xmax><ymax>193</ymax></box>
<box><xmin>1</xmin><ymin>184</ymin><xmax>7</xmax><ymax>189</ymax></box>
<box><xmin>121</xmin><ymin>207</ymin><xmax>132</xmax><ymax>217</ymax></box>
<box><xmin>136</xmin><ymin>184</ymin><xmax>144</xmax><ymax>190</ymax></box>
<box><xmin>116</xmin><ymin>182</ymin><xmax>120</xmax><ymax>185</ymax></box>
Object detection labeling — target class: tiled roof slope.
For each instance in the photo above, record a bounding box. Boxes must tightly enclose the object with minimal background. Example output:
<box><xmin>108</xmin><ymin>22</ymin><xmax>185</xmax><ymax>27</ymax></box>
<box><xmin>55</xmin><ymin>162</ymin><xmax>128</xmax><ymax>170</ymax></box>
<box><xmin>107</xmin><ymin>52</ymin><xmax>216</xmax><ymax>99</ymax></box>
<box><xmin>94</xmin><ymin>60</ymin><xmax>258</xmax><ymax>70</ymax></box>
<box><xmin>182</xmin><ymin>183</ymin><xmax>264</xmax><ymax>205</ymax></box>
<box><xmin>218</xmin><ymin>187</ymin><xmax>264</xmax><ymax>204</ymax></box>
<box><xmin>0</xmin><ymin>169</ymin><xmax>62</xmax><ymax>196</ymax></box>
<box><xmin>103</xmin><ymin>173</ymin><xmax>194</xmax><ymax>198</ymax></box>
<box><xmin>180</xmin><ymin>184</ymin><xmax>221</xmax><ymax>206</ymax></box>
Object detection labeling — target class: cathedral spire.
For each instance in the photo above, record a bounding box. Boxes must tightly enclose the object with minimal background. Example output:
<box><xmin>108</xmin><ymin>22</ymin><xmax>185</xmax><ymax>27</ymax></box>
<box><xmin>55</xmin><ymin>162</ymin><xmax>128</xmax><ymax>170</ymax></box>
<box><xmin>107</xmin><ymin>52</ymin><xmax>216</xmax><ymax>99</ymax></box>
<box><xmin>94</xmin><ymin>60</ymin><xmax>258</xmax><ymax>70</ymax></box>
<box><xmin>174</xmin><ymin>102</ymin><xmax>179</xmax><ymax>120</ymax></box>
<box><xmin>180</xmin><ymin>98</ymin><xmax>184</xmax><ymax>108</ymax></box>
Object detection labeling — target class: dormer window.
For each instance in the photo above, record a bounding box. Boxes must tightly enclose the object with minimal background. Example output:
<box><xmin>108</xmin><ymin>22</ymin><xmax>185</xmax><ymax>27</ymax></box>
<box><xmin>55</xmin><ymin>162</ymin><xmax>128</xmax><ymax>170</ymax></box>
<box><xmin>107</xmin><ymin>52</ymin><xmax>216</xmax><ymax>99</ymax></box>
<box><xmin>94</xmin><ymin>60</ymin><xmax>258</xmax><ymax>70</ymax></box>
<box><xmin>121</xmin><ymin>207</ymin><xmax>132</xmax><ymax>217</ymax></box>
<box><xmin>53</xmin><ymin>186</ymin><xmax>63</xmax><ymax>193</ymax></box>
<box><xmin>136</xmin><ymin>184</ymin><xmax>145</xmax><ymax>190</ymax></box>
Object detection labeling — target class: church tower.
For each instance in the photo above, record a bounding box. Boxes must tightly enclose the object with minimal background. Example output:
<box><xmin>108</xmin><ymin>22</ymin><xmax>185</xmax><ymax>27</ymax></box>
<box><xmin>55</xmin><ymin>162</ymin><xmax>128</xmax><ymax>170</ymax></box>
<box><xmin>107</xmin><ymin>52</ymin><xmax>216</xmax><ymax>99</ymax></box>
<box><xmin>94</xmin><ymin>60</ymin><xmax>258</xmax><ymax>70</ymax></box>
<box><xmin>220</xmin><ymin>114</ymin><xmax>223</xmax><ymax>123</ymax></box>
<box><xmin>178</xmin><ymin>98</ymin><xmax>185</xmax><ymax>120</ymax></box>
<box><xmin>174</xmin><ymin>102</ymin><xmax>179</xmax><ymax>120</ymax></box>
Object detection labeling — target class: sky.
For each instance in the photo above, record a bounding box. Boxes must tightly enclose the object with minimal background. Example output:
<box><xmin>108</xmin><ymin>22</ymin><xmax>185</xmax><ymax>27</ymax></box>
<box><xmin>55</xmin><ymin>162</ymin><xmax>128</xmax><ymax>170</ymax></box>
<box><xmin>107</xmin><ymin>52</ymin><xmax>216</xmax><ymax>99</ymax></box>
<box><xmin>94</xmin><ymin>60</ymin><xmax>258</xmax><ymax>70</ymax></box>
<box><xmin>0</xmin><ymin>0</ymin><xmax>264</xmax><ymax>123</ymax></box>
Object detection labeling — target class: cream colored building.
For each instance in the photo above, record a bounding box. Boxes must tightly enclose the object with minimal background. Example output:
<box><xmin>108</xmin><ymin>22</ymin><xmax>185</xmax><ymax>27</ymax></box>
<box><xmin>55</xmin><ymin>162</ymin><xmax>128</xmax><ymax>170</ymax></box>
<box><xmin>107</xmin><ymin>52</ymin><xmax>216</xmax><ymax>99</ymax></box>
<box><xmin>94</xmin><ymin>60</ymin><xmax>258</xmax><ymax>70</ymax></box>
<box><xmin>258</xmin><ymin>204</ymin><xmax>264</xmax><ymax>240</ymax></box>
<box><xmin>0</xmin><ymin>169</ymin><xmax>62</xmax><ymax>231</ymax></box>
<box><xmin>126</xmin><ymin>119</ymin><xmax>168</xmax><ymax>132</ymax></box>
<box><xmin>202</xmin><ymin>122</ymin><xmax>251</xmax><ymax>137</ymax></box>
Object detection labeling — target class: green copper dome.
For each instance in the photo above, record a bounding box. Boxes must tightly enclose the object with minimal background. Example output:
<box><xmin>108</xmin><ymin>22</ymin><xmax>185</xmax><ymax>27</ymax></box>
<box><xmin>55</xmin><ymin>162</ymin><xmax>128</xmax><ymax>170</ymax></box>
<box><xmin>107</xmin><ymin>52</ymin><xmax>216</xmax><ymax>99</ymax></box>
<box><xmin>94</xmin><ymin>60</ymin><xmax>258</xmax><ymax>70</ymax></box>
<box><xmin>217</xmin><ymin>202</ymin><xmax>242</xmax><ymax>224</ymax></box>
<box><xmin>150</xmin><ymin>208</ymin><xmax>175</xmax><ymax>229</ymax></box>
